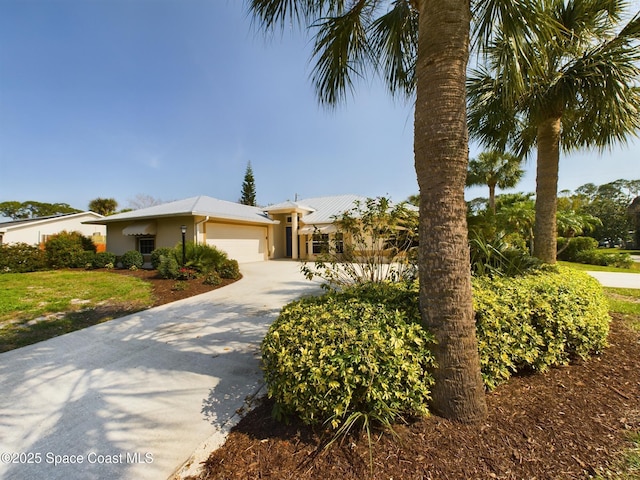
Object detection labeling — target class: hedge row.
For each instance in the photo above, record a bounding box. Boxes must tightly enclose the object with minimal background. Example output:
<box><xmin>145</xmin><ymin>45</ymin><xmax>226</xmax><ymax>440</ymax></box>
<box><xmin>261</xmin><ymin>267</ymin><xmax>610</xmax><ymax>429</ymax></box>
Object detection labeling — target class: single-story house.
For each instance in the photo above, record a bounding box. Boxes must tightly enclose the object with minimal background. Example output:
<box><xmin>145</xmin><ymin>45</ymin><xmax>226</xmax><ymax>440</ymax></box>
<box><xmin>84</xmin><ymin>194</ymin><xmax>371</xmax><ymax>264</ymax></box>
<box><xmin>0</xmin><ymin>212</ymin><xmax>106</xmax><ymax>249</ymax></box>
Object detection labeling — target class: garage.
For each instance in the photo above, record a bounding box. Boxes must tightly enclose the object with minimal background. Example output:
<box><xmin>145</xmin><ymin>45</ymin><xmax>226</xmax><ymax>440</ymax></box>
<box><xmin>206</xmin><ymin>223</ymin><xmax>268</xmax><ymax>263</ymax></box>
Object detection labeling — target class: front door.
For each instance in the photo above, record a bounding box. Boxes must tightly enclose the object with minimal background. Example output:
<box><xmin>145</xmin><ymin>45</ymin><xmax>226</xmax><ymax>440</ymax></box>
<box><xmin>286</xmin><ymin>227</ymin><xmax>292</xmax><ymax>257</ymax></box>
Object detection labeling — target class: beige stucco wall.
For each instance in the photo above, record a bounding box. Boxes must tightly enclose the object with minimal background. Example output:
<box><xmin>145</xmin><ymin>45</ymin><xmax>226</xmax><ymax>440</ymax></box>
<box><xmin>269</xmin><ymin>213</ymin><xmax>288</xmax><ymax>259</ymax></box>
<box><xmin>105</xmin><ymin>216</ymin><xmax>195</xmax><ymax>256</ymax></box>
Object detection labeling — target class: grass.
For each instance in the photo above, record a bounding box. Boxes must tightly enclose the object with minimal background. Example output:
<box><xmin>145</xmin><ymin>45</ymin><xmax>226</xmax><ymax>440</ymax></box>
<box><xmin>558</xmin><ymin>261</ymin><xmax>640</xmax><ymax>273</ymax></box>
<box><xmin>595</xmin><ymin>288</ymin><xmax>640</xmax><ymax>478</ymax></box>
<box><xmin>599</xmin><ymin>248</ymin><xmax>640</xmax><ymax>255</ymax></box>
<box><xmin>593</xmin><ymin>431</ymin><xmax>640</xmax><ymax>479</ymax></box>
<box><xmin>0</xmin><ymin>270</ymin><xmax>153</xmax><ymax>352</ymax></box>
<box><xmin>604</xmin><ymin>287</ymin><xmax>640</xmax><ymax>331</ymax></box>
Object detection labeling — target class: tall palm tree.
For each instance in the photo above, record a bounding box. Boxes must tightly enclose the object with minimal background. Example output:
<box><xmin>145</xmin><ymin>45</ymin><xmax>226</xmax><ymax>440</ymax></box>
<box><xmin>249</xmin><ymin>0</ymin><xmax>492</xmax><ymax>421</ymax></box>
<box><xmin>466</xmin><ymin>150</ymin><xmax>524</xmax><ymax>214</ymax></box>
<box><xmin>468</xmin><ymin>0</ymin><xmax>640</xmax><ymax>264</ymax></box>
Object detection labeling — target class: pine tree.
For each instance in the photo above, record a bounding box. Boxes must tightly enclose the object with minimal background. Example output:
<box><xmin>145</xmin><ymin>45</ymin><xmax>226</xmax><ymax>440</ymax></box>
<box><xmin>239</xmin><ymin>162</ymin><xmax>257</xmax><ymax>206</ymax></box>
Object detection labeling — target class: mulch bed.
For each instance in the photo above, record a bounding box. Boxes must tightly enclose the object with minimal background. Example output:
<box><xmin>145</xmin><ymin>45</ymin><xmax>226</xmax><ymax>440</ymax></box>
<box><xmin>190</xmin><ymin>313</ymin><xmax>640</xmax><ymax>480</ymax></box>
<box><xmin>110</xmin><ymin>268</ymin><xmax>239</xmax><ymax>306</ymax></box>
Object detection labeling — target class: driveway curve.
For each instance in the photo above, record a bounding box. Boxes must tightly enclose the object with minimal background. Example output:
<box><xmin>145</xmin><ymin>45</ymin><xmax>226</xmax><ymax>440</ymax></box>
<box><xmin>586</xmin><ymin>270</ymin><xmax>640</xmax><ymax>289</ymax></box>
<box><xmin>0</xmin><ymin>261</ymin><xmax>322</xmax><ymax>480</ymax></box>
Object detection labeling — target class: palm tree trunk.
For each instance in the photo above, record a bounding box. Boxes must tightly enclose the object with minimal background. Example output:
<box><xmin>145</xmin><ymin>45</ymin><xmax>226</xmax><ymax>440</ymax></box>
<box><xmin>533</xmin><ymin>116</ymin><xmax>561</xmax><ymax>263</ymax></box>
<box><xmin>488</xmin><ymin>183</ymin><xmax>497</xmax><ymax>214</ymax></box>
<box><xmin>414</xmin><ymin>0</ymin><xmax>487</xmax><ymax>422</ymax></box>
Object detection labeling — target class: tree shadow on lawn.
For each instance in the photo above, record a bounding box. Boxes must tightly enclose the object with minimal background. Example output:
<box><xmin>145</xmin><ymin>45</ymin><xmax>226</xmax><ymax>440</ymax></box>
<box><xmin>0</xmin><ymin>304</ymin><xmax>145</xmax><ymax>353</ymax></box>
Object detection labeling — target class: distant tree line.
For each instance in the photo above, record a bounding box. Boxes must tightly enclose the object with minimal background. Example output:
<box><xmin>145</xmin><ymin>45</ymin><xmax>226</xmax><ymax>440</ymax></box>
<box><xmin>0</xmin><ymin>194</ymin><xmax>168</xmax><ymax>221</ymax></box>
<box><xmin>0</xmin><ymin>201</ymin><xmax>80</xmax><ymax>220</ymax></box>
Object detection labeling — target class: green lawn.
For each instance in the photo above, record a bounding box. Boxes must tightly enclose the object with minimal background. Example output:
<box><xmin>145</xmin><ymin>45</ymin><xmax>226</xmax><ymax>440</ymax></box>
<box><xmin>0</xmin><ymin>270</ymin><xmax>153</xmax><ymax>352</ymax></box>
<box><xmin>599</xmin><ymin>248</ymin><xmax>640</xmax><ymax>255</ymax></box>
<box><xmin>604</xmin><ymin>287</ymin><xmax>640</xmax><ymax>331</ymax></box>
<box><xmin>558</xmin><ymin>261</ymin><xmax>640</xmax><ymax>273</ymax></box>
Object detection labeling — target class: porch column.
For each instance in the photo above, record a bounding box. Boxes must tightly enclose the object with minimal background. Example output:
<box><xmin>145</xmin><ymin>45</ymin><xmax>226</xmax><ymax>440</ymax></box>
<box><xmin>291</xmin><ymin>212</ymin><xmax>298</xmax><ymax>260</ymax></box>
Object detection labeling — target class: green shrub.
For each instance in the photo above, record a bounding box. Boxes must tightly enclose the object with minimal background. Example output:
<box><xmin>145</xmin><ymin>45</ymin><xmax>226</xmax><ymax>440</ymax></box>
<box><xmin>574</xmin><ymin>249</ymin><xmax>633</xmax><ymax>268</ymax></box>
<box><xmin>203</xmin><ymin>270</ymin><xmax>222</xmax><ymax>286</ymax></box>
<box><xmin>44</xmin><ymin>231</ymin><xmax>96</xmax><ymax>269</ymax></box>
<box><xmin>0</xmin><ymin>243</ymin><xmax>47</xmax><ymax>273</ymax></box>
<box><xmin>150</xmin><ymin>247</ymin><xmax>174</xmax><ymax>269</ymax></box>
<box><xmin>264</xmin><ymin>268</ymin><xmax>610</xmax><ymax>432</ymax></box>
<box><xmin>154</xmin><ymin>242</ymin><xmax>230</xmax><ymax>276</ymax></box>
<box><xmin>469</xmin><ymin>231</ymin><xmax>541</xmax><ymax>277</ymax></box>
<box><xmin>76</xmin><ymin>250</ymin><xmax>96</xmax><ymax>269</ymax></box>
<box><xmin>183</xmin><ymin>242</ymin><xmax>228</xmax><ymax>272</ymax></box>
<box><xmin>120</xmin><ymin>250</ymin><xmax>143</xmax><ymax>270</ymax></box>
<box><xmin>473</xmin><ymin>266</ymin><xmax>610</xmax><ymax>390</ymax></box>
<box><xmin>93</xmin><ymin>251</ymin><xmax>116</xmax><ymax>269</ymax></box>
<box><xmin>557</xmin><ymin>236</ymin><xmax>599</xmax><ymax>261</ymax></box>
<box><xmin>218</xmin><ymin>259</ymin><xmax>240</xmax><ymax>279</ymax></box>
<box><xmin>261</xmin><ymin>282</ymin><xmax>435</xmax><ymax>430</ymax></box>
<box><xmin>158</xmin><ymin>256</ymin><xmax>180</xmax><ymax>279</ymax></box>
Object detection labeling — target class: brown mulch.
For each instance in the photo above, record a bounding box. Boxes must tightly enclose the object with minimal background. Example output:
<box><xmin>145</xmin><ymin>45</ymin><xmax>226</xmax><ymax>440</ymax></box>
<box><xmin>190</xmin><ymin>313</ymin><xmax>640</xmax><ymax>480</ymax></box>
<box><xmin>110</xmin><ymin>268</ymin><xmax>240</xmax><ymax>307</ymax></box>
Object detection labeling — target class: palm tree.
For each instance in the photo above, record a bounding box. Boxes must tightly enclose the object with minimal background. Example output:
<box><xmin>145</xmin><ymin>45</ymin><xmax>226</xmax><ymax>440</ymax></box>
<box><xmin>468</xmin><ymin>0</ymin><xmax>640</xmax><ymax>264</ymax></box>
<box><xmin>466</xmin><ymin>150</ymin><xmax>524</xmax><ymax>214</ymax></box>
<box><xmin>88</xmin><ymin>198</ymin><xmax>118</xmax><ymax>216</ymax></box>
<box><xmin>249</xmin><ymin>0</ymin><xmax>491</xmax><ymax>421</ymax></box>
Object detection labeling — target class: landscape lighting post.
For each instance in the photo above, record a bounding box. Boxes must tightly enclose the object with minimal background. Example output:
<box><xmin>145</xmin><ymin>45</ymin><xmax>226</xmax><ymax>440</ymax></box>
<box><xmin>180</xmin><ymin>225</ymin><xmax>187</xmax><ymax>266</ymax></box>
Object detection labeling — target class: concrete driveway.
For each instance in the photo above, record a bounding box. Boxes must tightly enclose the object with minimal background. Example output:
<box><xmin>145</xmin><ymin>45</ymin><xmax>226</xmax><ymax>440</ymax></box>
<box><xmin>0</xmin><ymin>261</ymin><xmax>322</xmax><ymax>480</ymax></box>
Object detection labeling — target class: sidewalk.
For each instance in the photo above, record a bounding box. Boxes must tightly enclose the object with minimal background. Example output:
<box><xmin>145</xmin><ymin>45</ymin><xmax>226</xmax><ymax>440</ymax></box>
<box><xmin>586</xmin><ymin>270</ymin><xmax>640</xmax><ymax>289</ymax></box>
<box><xmin>0</xmin><ymin>261</ymin><xmax>322</xmax><ymax>480</ymax></box>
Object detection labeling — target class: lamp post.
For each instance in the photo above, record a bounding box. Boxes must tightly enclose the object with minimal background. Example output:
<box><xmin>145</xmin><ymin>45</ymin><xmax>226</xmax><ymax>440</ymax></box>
<box><xmin>180</xmin><ymin>225</ymin><xmax>187</xmax><ymax>266</ymax></box>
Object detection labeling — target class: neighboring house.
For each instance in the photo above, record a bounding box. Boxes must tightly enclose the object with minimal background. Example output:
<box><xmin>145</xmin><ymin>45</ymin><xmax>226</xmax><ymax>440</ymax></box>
<box><xmin>84</xmin><ymin>194</ymin><xmax>371</xmax><ymax>264</ymax></box>
<box><xmin>0</xmin><ymin>212</ymin><xmax>106</xmax><ymax>249</ymax></box>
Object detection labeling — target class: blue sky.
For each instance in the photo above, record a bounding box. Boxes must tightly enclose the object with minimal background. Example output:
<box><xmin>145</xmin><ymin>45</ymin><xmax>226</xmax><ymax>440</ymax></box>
<box><xmin>0</xmin><ymin>0</ymin><xmax>638</xmax><ymax>215</ymax></box>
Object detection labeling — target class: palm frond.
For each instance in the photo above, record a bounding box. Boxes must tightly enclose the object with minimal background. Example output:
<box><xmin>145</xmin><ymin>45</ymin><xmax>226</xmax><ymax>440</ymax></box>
<box><xmin>368</xmin><ymin>0</ymin><xmax>418</xmax><ymax>98</ymax></box>
<box><xmin>309</xmin><ymin>2</ymin><xmax>373</xmax><ymax>106</ymax></box>
<box><xmin>249</xmin><ymin>0</ymin><xmax>348</xmax><ymax>30</ymax></box>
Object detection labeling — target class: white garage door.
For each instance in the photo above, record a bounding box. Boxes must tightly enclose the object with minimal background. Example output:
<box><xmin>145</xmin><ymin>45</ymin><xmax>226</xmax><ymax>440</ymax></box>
<box><xmin>206</xmin><ymin>223</ymin><xmax>267</xmax><ymax>263</ymax></box>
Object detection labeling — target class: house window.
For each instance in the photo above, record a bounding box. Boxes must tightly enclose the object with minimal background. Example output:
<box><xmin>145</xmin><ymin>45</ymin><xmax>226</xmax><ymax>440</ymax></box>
<box><xmin>312</xmin><ymin>234</ymin><xmax>330</xmax><ymax>254</ymax></box>
<box><xmin>138</xmin><ymin>237</ymin><xmax>155</xmax><ymax>255</ymax></box>
<box><xmin>335</xmin><ymin>233</ymin><xmax>344</xmax><ymax>254</ymax></box>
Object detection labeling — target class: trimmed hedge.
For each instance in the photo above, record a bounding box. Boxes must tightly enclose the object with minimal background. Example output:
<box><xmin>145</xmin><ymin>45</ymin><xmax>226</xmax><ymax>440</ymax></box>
<box><xmin>0</xmin><ymin>243</ymin><xmax>47</xmax><ymax>273</ymax></box>
<box><xmin>93</xmin><ymin>251</ymin><xmax>116</xmax><ymax>269</ymax></box>
<box><xmin>473</xmin><ymin>267</ymin><xmax>610</xmax><ymax>390</ymax></box>
<box><xmin>120</xmin><ymin>250</ymin><xmax>143</xmax><ymax>270</ymax></box>
<box><xmin>574</xmin><ymin>249</ymin><xmax>633</xmax><ymax>268</ymax></box>
<box><xmin>557</xmin><ymin>236</ymin><xmax>598</xmax><ymax>262</ymax></box>
<box><xmin>262</xmin><ymin>267</ymin><xmax>610</xmax><ymax>429</ymax></box>
<box><xmin>44</xmin><ymin>231</ymin><xmax>96</xmax><ymax>269</ymax></box>
<box><xmin>262</xmin><ymin>282</ymin><xmax>435</xmax><ymax>429</ymax></box>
